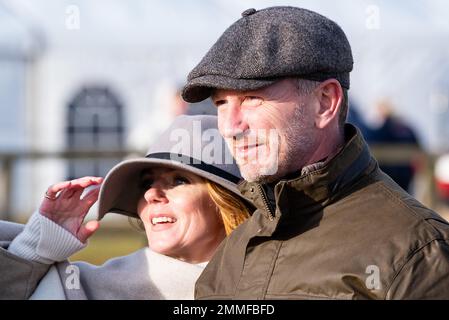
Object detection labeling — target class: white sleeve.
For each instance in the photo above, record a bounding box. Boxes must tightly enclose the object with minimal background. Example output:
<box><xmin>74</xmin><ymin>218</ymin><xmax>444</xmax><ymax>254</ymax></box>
<box><xmin>8</xmin><ymin>211</ymin><xmax>87</xmax><ymax>264</ymax></box>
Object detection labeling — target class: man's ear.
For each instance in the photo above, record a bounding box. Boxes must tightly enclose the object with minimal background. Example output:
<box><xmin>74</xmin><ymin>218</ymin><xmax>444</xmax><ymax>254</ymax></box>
<box><xmin>313</xmin><ymin>79</ymin><xmax>343</xmax><ymax>129</ymax></box>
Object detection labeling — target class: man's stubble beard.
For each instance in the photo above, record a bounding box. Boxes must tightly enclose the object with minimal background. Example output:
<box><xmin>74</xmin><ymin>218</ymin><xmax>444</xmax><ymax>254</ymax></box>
<box><xmin>238</xmin><ymin>103</ymin><xmax>316</xmax><ymax>184</ymax></box>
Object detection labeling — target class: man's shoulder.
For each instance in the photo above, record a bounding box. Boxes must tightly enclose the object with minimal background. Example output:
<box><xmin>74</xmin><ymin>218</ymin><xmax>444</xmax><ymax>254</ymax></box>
<box><xmin>334</xmin><ymin>173</ymin><xmax>449</xmax><ymax>243</ymax></box>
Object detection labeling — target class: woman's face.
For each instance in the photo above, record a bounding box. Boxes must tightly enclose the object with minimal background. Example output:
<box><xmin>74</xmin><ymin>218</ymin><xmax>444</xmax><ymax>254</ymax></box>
<box><xmin>137</xmin><ymin>167</ymin><xmax>226</xmax><ymax>263</ymax></box>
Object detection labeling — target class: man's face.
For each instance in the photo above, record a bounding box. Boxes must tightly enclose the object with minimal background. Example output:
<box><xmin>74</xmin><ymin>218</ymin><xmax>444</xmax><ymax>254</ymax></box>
<box><xmin>212</xmin><ymin>79</ymin><xmax>319</xmax><ymax>183</ymax></box>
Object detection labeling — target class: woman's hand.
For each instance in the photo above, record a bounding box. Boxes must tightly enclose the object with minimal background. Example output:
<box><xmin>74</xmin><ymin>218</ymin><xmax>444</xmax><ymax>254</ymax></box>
<box><xmin>39</xmin><ymin>176</ymin><xmax>103</xmax><ymax>243</ymax></box>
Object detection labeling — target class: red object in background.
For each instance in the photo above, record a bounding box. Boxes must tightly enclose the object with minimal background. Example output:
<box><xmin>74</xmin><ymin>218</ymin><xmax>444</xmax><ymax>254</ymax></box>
<box><xmin>435</xmin><ymin>154</ymin><xmax>449</xmax><ymax>200</ymax></box>
<box><xmin>436</xmin><ymin>180</ymin><xmax>449</xmax><ymax>199</ymax></box>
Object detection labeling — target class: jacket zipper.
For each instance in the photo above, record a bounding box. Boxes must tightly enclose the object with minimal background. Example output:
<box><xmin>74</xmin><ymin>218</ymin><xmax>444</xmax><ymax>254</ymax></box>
<box><xmin>257</xmin><ymin>184</ymin><xmax>275</xmax><ymax>221</ymax></box>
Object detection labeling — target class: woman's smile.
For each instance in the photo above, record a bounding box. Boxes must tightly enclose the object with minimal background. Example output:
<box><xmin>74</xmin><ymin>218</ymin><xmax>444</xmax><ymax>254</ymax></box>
<box><xmin>150</xmin><ymin>214</ymin><xmax>178</xmax><ymax>231</ymax></box>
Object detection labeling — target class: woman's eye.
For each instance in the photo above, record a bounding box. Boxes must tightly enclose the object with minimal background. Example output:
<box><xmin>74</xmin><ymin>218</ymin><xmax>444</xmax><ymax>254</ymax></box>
<box><xmin>139</xmin><ymin>178</ymin><xmax>154</xmax><ymax>190</ymax></box>
<box><xmin>174</xmin><ymin>176</ymin><xmax>190</xmax><ymax>186</ymax></box>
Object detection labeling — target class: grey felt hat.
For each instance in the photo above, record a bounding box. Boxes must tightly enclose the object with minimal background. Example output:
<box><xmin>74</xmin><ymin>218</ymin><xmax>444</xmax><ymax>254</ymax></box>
<box><xmin>182</xmin><ymin>6</ymin><xmax>353</xmax><ymax>103</ymax></box>
<box><xmin>97</xmin><ymin>115</ymin><xmax>243</xmax><ymax>219</ymax></box>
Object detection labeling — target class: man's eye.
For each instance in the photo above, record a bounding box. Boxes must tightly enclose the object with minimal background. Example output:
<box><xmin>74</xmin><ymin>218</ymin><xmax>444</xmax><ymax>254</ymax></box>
<box><xmin>174</xmin><ymin>176</ymin><xmax>190</xmax><ymax>186</ymax></box>
<box><xmin>242</xmin><ymin>96</ymin><xmax>262</xmax><ymax>107</ymax></box>
<box><xmin>213</xmin><ymin>100</ymin><xmax>226</xmax><ymax>108</ymax></box>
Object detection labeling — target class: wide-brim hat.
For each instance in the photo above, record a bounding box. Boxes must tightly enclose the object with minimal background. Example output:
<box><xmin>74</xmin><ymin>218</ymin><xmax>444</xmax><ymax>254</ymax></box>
<box><xmin>97</xmin><ymin>115</ymin><xmax>243</xmax><ymax>220</ymax></box>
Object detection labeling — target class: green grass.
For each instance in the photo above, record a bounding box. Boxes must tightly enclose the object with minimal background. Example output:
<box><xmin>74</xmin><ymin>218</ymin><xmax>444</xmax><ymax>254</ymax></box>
<box><xmin>69</xmin><ymin>227</ymin><xmax>148</xmax><ymax>265</ymax></box>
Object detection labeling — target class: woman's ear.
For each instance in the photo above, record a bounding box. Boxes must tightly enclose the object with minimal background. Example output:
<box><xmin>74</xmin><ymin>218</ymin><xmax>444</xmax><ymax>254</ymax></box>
<box><xmin>314</xmin><ymin>79</ymin><xmax>343</xmax><ymax>129</ymax></box>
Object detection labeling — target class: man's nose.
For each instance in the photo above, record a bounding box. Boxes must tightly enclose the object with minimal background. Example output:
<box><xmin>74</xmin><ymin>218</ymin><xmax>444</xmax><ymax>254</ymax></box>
<box><xmin>218</xmin><ymin>98</ymin><xmax>249</xmax><ymax>138</ymax></box>
<box><xmin>144</xmin><ymin>186</ymin><xmax>168</xmax><ymax>204</ymax></box>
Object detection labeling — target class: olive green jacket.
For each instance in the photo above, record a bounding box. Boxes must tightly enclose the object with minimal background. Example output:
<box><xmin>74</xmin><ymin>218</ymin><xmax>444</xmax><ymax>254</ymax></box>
<box><xmin>195</xmin><ymin>124</ymin><xmax>449</xmax><ymax>300</ymax></box>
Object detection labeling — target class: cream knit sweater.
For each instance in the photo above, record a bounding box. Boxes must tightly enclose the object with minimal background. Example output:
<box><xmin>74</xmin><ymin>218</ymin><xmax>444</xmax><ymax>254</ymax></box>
<box><xmin>7</xmin><ymin>212</ymin><xmax>206</xmax><ymax>299</ymax></box>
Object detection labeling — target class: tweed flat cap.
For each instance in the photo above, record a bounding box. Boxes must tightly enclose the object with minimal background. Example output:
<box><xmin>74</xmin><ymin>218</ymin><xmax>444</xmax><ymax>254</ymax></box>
<box><xmin>183</xmin><ymin>6</ymin><xmax>353</xmax><ymax>103</ymax></box>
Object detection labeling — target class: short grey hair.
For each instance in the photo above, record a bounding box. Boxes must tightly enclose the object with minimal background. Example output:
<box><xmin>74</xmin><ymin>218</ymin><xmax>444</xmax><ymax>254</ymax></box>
<box><xmin>293</xmin><ymin>78</ymin><xmax>348</xmax><ymax>133</ymax></box>
<box><xmin>294</xmin><ymin>78</ymin><xmax>320</xmax><ymax>96</ymax></box>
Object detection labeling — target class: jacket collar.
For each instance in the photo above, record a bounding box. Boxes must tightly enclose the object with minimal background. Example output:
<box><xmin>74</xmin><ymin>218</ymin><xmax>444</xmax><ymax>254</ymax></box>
<box><xmin>238</xmin><ymin>124</ymin><xmax>374</xmax><ymax>219</ymax></box>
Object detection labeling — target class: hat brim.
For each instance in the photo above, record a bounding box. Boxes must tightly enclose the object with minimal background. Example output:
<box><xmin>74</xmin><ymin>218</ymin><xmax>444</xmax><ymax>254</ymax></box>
<box><xmin>97</xmin><ymin>157</ymin><xmax>243</xmax><ymax>220</ymax></box>
<box><xmin>182</xmin><ymin>74</ymin><xmax>277</xmax><ymax>103</ymax></box>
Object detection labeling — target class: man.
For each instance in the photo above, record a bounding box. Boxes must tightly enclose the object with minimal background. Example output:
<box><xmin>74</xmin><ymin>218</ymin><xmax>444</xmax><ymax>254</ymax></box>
<box><xmin>182</xmin><ymin>6</ymin><xmax>449</xmax><ymax>299</ymax></box>
<box><xmin>366</xmin><ymin>99</ymin><xmax>420</xmax><ymax>192</ymax></box>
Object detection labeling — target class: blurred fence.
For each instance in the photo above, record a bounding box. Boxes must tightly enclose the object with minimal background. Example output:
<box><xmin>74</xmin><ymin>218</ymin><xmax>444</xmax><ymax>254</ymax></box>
<box><xmin>0</xmin><ymin>150</ymin><xmax>140</xmax><ymax>221</ymax></box>
<box><xmin>0</xmin><ymin>145</ymin><xmax>443</xmax><ymax>220</ymax></box>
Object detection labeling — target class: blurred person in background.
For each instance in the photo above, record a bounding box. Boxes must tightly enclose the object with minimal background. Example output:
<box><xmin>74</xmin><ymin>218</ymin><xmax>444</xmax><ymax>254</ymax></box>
<box><xmin>0</xmin><ymin>115</ymin><xmax>251</xmax><ymax>299</ymax></box>
<box><xmin>346</xmin><ymin>98</ymin><xmax>373</xmax><ymax>140</ymax></box>
<box><xmin>366</xmin><ymin>99</ymin><xmax>420</xmax><ymax>192</ymax></box>
<box><xmin>170</xmin><ymin>85</ymin><xmax>217</xmax><ymax>118</ymax></box>
<box><xmin>169</xmin><ymin>86</ymin><xmax>190</xmax><ymax>117</ymax></box>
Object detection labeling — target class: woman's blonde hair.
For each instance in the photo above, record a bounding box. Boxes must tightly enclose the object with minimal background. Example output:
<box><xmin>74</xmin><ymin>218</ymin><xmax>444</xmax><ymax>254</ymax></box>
<box><xmin>205</xmin><ymin>181</ymin><xmax>251</xmax><ymax>236</ymax></box>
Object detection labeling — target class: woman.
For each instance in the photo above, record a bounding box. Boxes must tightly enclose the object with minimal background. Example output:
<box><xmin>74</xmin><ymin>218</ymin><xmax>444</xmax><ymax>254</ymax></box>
<box><xmin>0</xmin><ymin>115</ymin><xmax>251</xmax><ymax>299</ymax></box>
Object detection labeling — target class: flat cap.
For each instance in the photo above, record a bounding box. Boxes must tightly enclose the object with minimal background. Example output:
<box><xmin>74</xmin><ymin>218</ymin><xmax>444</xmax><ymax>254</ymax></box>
<box><xmin>182</xmin><ymin>6</ymin><xmax>353</xmax><ymax>103</ymax></box>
